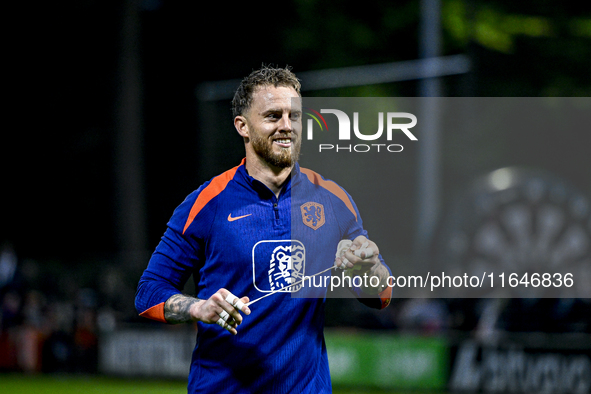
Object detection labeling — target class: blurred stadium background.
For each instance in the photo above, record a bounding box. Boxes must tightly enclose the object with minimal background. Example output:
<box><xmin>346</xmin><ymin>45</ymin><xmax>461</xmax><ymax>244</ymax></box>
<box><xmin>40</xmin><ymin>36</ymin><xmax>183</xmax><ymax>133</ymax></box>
<box><xmin>2</xmin><ymin>0</ymin><xmax>590</xmax><ymax>392</ymax></box>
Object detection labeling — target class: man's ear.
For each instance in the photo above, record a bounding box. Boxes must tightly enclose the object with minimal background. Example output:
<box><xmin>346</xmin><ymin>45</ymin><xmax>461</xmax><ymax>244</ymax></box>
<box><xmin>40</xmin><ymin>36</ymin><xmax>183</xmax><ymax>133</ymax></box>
<box><xmin>234</xmin><ymin>116</ymin><xmax>249</xmax><ymax>138</ymax></box>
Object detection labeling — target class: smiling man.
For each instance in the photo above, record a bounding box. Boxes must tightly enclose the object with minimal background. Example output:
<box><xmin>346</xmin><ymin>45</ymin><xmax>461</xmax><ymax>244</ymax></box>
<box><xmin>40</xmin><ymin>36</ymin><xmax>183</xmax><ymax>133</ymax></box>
<box><xmin>135</xmin><ymin>65</ymin><xmax>392</xmax><ymax>394</ymax></box>
<box><xmin>233</xmin><ymin>79</ymin><xmax>301</xmax><ymax>195</ymax></box>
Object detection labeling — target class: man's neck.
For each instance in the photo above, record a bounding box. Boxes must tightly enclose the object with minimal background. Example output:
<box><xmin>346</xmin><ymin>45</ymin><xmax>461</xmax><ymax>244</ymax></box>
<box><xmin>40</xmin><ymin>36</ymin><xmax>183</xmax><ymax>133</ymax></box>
<box><xmin>244</xmin><ymin>154</ymin><xmax>292</xmax><ymax>198</ymax></box>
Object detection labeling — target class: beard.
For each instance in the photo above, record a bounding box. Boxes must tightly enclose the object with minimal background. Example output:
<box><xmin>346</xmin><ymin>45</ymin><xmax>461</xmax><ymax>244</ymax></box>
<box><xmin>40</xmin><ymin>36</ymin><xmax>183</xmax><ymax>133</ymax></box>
<box><xmin>250</xmin><ymin>130</ymin><xmax>301</xmax><ymax>169</ymax></box>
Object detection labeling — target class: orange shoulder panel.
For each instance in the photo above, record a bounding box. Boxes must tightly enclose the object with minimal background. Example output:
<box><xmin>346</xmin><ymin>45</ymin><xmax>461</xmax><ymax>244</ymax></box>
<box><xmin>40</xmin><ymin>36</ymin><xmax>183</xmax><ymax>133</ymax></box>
<box><xmin>300</xmin><ymin>168</ymin><xmax>357</xmax><ymax>221</ymax></box>
<box><xmin>378</xmin><ymin>286</ymin><xmax>392</xmax><ymax>309</ymax></box>
<box><xmin>139</xmin><ymin>302</ymin><xmax>167</xmax><ymax>323</ymax></box>
<box><xmin>182</xmin><ymin>160</ymin><xmax>243</xmax><ymax>234</ymax></box>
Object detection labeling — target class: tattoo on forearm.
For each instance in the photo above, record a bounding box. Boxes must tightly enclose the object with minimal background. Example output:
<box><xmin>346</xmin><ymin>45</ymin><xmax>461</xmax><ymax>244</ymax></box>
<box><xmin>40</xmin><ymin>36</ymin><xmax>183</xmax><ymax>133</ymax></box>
<box><xmin>361</xmin><ymin>263</ymin><xmax>389</xmax><ymax>294</ymax></box>
<box><xmin>373</xmin><ymin>264</ymin><xmax>389</xmax><ymax>284</ymax></box>
<box><xmin>164</xmin><ymin>294</ymin><xmax>201</xmax><ymax>324</ymax></box>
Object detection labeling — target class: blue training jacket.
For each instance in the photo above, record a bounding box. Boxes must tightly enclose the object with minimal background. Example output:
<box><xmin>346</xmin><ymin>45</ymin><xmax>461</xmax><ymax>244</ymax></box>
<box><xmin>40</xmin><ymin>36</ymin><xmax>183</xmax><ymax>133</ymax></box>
<box><xmin>135</xmin><ymin>159</ymin><xmax>391</xmax><ymax>394</ymax></box>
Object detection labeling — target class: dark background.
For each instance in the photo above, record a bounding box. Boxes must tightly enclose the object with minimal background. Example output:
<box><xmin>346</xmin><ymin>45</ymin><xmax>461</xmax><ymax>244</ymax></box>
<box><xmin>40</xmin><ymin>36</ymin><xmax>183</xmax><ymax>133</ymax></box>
<box><xmin>5</xmin><ymin>0</ymin><xmax>589</xmax><ymax>261</ymax></box>
<box><xmin>1</xmin><ymin>1</ymin><xmax>590</xmax><ymax>376</ymax></box>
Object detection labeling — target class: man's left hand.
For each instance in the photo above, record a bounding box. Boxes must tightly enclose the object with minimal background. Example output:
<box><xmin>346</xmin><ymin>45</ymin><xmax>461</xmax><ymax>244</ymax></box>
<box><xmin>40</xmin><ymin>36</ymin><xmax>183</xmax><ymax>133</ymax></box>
<box><xmin>334</xmin><ymin>236</ymin><xmax>389</xmax><ymax>294</ymax></box>
<box><xmin>335</xmin><ymin>235</ymin><xmax>379</xmax><ymax>273</ymax></box>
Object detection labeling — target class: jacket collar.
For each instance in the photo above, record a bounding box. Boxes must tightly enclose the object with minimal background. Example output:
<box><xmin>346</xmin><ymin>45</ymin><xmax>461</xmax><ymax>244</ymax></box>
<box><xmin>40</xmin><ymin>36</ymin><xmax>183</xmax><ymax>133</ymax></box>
<box><xmin>235</xmin><ymin>158</ymin><xmax>299</xmax><ymax>197</ymax></box>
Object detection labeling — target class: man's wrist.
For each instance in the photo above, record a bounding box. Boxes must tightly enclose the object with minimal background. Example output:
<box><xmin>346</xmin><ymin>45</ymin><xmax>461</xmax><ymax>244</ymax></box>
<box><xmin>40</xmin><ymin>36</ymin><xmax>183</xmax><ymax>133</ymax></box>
<box><xmin>189</xmin><ymin>299</ymin><xmax>206</xmax><ymax>322</ymax></box>
<box><xmin>164</xmin><ymin>294</ymin><xmax>202</xmax><ymax>324</ymax></box>
<box><xmin>358</xmin><ymin>263</ymin><xmax>389</xmax><ymax>294</ymax></box>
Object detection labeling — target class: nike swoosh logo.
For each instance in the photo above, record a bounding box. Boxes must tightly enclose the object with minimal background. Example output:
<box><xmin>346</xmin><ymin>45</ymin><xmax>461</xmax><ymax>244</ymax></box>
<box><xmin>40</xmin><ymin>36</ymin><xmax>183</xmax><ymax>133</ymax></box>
<box><xmin>227</xmin><ymin>213</ymin><xmax>252</xmax><ymax>222</ymax></box>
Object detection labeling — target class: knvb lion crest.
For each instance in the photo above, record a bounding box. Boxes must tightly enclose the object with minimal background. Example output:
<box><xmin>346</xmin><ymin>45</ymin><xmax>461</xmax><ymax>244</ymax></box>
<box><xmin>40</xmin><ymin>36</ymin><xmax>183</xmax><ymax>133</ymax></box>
<box><xmin>301</xmin><ymin>202</ymin><xmax>325</xmax><ymax>230</ymax></box>
<box><xmin>268</xmin><ymin>243</ymin><xmax>306</xmax><ymax>292</ymax></box>
<box><xmin>252</xmin><ymin>240</ymin><xmax>306</xmax><ymax>294</ymax></box>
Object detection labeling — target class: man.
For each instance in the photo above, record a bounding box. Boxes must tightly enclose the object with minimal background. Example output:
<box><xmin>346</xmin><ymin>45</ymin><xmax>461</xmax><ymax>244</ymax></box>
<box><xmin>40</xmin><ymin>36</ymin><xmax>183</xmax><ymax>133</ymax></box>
<box><xmin>135</xmin><ymin>66</ymin><xmax>392</xmax><ymax>393</ymax></box>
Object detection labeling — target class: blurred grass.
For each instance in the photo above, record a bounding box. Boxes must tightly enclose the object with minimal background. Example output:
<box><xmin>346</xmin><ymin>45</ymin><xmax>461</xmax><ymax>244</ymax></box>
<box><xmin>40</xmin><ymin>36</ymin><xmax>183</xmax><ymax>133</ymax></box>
<box><xmin>334</xmin><ymin>388</ymin><xmax>446</xmax><ymax>394</ymax></box>
<box><xmin>0</xmin><ymin>374</ymin><xmax>187</xmax><ymax>394</ymax></box>
<box><xmin>0</xmin><ymin>374</ymin><xmax>446</xmax><ymax>393</ymax></box>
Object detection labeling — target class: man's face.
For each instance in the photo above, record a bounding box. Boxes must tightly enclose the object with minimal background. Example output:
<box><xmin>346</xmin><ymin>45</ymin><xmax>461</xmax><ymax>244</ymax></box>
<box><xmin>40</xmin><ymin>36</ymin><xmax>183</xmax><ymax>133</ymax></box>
<box><xmin>243</xmin><ymin>85</ymin><xmax>302</xmax><ymax>168</ymax></box>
